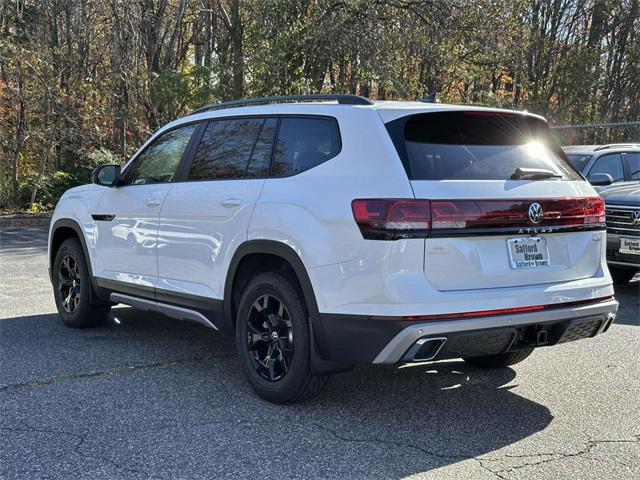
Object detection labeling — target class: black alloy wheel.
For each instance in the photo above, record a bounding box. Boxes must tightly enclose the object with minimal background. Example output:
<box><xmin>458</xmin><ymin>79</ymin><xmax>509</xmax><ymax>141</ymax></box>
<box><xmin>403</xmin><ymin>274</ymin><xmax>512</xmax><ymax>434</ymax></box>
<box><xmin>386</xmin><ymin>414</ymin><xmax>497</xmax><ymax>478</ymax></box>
<box><xmin>53</xmin><ymin>237</ymin><xmax>110</xmax><ymax>328</ymax></box>
<box><xmin>58</xmin><ymin>254</ymin><xmax>81</xmax><ymax>313</ymax></box>
<box><xmin>235</xmin><ymin>271</ymin><xmax>329</xmax><ymax>403</ymax></box>
<box><xmin>245</xmin><ymin>293</ymin><xmax>294</xmax><ymax>382</ymax></box>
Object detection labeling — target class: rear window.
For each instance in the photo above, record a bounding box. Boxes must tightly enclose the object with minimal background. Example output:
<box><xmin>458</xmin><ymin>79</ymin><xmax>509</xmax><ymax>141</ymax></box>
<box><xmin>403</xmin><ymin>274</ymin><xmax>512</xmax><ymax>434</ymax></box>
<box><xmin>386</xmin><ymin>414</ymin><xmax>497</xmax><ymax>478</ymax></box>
<box><xmin>387</xmin><ymin>111</ymin><xmax>580</xmax><ymax>181</ymax></box>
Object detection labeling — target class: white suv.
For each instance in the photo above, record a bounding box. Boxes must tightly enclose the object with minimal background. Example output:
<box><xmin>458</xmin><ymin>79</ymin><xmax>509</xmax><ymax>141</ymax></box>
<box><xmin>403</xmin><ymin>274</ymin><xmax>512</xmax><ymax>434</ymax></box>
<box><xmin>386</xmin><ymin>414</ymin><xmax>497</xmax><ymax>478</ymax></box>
<box><xmin>49</xmin><ymin>94</ymin><xmax>619</xmax><ymax>403</ymax></box>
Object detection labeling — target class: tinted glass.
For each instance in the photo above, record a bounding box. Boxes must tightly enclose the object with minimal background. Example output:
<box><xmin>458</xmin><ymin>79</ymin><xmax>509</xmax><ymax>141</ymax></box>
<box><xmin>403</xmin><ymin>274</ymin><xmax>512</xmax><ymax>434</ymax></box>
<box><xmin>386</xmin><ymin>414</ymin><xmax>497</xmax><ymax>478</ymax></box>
<box><xmin>272</xmin><ymin>117</ymin><xmax>340</xmax><ymax>177</ymax></box>
<box><xmin>588</xmin><ymin>153</ymin><xmax>624</xmax><ymax>182</ymax></box>
<box><xmin>626</xmin><ymin>153</ymin><xmax>640</xmax><ymax>180</ymax></box>
<box><xmin>188</xmin><ymin>118</ymin><xmax>275</xmax><ymax>180</ymax></box>
<box><xmin>392</xmin><ymin>112</ymin><xmax>579</xmax><ymax>181</ymax></box>
<box><xmin>565</xmin><ymin>154</ymin><xmax>592</xmax><ymax>172</ymax></box>
<box><xmin>125</xmin><ymin>124</ymin><xmax>196</xmax><ymax>185</ymax></box>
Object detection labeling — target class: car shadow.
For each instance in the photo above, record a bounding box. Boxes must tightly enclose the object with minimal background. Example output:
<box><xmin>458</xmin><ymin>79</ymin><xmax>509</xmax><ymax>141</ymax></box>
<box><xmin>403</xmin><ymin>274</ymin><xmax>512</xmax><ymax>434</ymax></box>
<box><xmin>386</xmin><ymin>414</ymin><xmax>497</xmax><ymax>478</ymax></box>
<box><xmin>0</xmin><ymin>307</ymin><xmax>553</xmax><ymax>478</ymax></box>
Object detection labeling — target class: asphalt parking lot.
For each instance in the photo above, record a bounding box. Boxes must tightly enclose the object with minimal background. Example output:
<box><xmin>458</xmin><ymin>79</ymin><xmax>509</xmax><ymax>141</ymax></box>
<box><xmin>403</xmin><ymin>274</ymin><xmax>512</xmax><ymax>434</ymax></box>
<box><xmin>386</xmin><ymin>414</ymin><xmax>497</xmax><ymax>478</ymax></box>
<box><xmin>1</xmin><ymin>226</ymin><xmax>638</xmax><ymax>479</ymax></box>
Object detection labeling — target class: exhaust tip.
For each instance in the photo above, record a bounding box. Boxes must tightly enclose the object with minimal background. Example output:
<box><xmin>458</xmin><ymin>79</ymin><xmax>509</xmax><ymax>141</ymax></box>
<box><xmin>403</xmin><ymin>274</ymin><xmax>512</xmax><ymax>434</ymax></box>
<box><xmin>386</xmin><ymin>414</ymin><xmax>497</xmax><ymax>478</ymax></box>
<box><xmin>602</xmin><ymin>313</ymin><xmax>616</xmax><ymax>333</ymax></box>
<box><xmin>404</xmin><ymin>337</ymin><xmax>447</xmax><ymax>362</ymax></box>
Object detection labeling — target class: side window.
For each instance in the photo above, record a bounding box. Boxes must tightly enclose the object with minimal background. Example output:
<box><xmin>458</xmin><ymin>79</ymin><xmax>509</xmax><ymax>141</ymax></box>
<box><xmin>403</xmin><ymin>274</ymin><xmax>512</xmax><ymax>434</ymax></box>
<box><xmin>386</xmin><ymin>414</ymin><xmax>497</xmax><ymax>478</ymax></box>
<box><xmin>588</xmin><ymin>153</ymin><xmax>624</xmax><ymax>182</ymax></box>
<box><xmin>272</xmin><ymin>117</ymin><xmax>340</xmax><ymax>177</ymax></box>
<box><xmin>188</xmin><ymin>118</ymin><xmax>276</xmax><ymax>180</ymax></box>
<box><xmin>625</xmin><ymin>153</ymin><xmax>640</xmax><ymax>180</ymax></box>
<box><xmin>124</xmin><ymin>124</ymin><xmax>196</xmax><ymax>185</ymax></box>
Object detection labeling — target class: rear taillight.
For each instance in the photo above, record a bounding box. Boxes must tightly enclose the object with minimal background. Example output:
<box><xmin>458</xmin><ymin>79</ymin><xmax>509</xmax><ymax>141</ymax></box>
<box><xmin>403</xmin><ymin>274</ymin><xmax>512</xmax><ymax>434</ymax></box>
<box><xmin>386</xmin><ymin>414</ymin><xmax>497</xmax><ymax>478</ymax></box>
<box><xmin>352</xmin><ymin>197</ymin><xmax>605</xmax><ymax>240</ymax></box>
<box><xmin>351</xmin><ymin>199</ymin><xmax>430</xmax><ymax>240</ymax></box>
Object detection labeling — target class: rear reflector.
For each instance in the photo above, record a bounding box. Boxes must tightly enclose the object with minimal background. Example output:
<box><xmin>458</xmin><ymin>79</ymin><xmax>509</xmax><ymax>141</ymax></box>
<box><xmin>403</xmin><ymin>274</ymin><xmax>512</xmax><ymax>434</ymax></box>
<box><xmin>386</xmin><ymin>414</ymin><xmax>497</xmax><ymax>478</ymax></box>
<box><xmin>351</xmin><ymin>197</ymin><xmax>605</xmax><ymax>240</ymax></box>
<box><xmin>369</xmin><ymin>295</ymin><xmax>614</xmax><ymax>321</ymax></box>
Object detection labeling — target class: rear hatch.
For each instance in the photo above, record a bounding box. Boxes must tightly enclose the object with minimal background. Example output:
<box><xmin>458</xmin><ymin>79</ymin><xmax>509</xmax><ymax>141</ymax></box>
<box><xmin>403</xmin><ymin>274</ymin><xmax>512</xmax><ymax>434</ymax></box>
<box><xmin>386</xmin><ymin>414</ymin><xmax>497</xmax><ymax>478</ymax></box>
<box><xmin>385</xmin><ymin>110</ymin><xmax>605</xmax><ymax>291</ymax></box>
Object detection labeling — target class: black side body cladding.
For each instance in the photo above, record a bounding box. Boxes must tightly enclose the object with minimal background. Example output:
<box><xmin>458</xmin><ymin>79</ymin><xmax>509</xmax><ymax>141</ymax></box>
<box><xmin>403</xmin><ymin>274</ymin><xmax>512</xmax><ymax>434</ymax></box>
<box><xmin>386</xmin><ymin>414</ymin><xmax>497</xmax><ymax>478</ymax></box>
<box><xmin>95</xmin><ymin>278</ymin><xmax>224</xmax><ymax>327</ymax></box>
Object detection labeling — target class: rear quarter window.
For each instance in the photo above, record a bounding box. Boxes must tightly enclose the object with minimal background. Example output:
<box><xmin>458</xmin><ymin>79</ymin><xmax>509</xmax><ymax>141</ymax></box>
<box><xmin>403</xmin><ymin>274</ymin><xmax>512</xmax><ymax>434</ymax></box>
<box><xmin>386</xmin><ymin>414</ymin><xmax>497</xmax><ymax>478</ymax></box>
<box><xmin>386</xmin><ymin>111</ymin><xmax>580</xmax><ymax>181</ymax></box>
<box><xmin>271</xmin><ymin>117</ymin><xmax>341</xmax><ymax>177</ymax></box>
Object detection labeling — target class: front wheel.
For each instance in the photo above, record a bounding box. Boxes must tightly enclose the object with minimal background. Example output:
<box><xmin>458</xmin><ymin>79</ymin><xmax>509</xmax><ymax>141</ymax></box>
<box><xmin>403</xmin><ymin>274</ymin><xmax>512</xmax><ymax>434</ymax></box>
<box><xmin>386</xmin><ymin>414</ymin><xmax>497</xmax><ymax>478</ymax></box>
<box><xmin>463</xmin><ymin>348</ymin><xmax>533</xmax><ymax>369</ymax></box>
<box><xmin>52</xmin><ymin>238</ymin><xmax>110</xmax><ymax>328</ymax></box>
<box><xmin>235</xmin><ymin>271</ymin><xmax>328</xmax><ymax>404</ymax></box>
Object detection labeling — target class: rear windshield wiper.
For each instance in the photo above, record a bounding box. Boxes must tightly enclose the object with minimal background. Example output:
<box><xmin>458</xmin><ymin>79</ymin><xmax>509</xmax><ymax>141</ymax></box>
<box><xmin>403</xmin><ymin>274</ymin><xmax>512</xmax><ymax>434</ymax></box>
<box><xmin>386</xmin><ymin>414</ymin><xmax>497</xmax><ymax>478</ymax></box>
<box><xmin>511</xmin><ymin>168</ymin><xmax>562</xmax><ymax>180</ymax></box>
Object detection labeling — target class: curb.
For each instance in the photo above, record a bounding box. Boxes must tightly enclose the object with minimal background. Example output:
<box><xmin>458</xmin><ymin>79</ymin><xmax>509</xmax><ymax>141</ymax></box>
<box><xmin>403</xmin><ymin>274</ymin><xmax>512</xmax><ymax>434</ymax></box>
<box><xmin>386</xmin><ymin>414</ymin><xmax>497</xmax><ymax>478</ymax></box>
<box><xmin>0</xmin><ymin>215</ymin><xmax>52</xmax><ymax>228</ymax></box>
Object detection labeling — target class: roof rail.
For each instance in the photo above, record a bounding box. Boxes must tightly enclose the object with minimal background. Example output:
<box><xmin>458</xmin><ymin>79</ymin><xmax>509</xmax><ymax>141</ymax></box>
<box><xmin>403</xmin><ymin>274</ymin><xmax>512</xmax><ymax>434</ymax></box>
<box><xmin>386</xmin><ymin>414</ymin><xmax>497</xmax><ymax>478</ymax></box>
<box><xmin>190</xmin><ymin>94</ymin><xmax>374</xmax><ymax>115</ymax></box>
<box><xmin>593</xmin><ymin>143</ymin><xmax>640</xmax><ymax>151</ymax></box>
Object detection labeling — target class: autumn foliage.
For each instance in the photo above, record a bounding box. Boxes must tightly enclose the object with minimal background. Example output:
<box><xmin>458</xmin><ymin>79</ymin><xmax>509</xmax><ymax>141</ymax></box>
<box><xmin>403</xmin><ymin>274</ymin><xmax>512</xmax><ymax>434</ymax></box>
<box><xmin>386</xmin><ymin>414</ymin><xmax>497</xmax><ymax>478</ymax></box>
<box><xmin>1</xmin><ymin>0</ymin><xmax>639</xmax><ymax>210</ymax></box>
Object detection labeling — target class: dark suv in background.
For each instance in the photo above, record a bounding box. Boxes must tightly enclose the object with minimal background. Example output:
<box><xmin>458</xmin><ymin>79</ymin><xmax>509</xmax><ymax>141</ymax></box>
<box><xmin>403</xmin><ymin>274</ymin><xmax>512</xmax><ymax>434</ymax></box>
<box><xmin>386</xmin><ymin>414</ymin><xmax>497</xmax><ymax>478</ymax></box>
<box><xmin>561</xmin><ymin>144</ymin><xmax>639</xmax><ymax>284</ymax></box>
<box><xmin>601</xmin><ymin>183</ymin><xmax>640</xmax><ymax>284</ymax></box>
<box><xmin>562</xmin><ymin>144</ymin><xmax>639</xmax><ymax>188</ymax></box>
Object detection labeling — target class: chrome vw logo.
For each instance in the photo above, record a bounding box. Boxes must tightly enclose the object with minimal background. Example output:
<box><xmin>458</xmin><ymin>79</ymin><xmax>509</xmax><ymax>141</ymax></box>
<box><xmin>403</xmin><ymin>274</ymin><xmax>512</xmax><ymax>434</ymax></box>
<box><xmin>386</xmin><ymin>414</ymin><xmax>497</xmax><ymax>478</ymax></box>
<box><xmin>528</xmin><ymin>203</ymin><xmax>543</xmax><ymax>224</ymax></box>
<box><xmin>632</xmin><ymin>210</ymin><xmax>640</xmax><ymax>225</ymax></box>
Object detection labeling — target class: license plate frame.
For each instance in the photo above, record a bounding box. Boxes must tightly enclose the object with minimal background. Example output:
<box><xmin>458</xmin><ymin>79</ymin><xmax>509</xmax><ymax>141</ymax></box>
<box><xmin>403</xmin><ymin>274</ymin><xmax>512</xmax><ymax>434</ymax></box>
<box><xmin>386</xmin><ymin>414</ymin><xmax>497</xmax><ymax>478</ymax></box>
<box><xmin>507</xmin><ymin>237</ymin><xmax>550</xmax><ymax>269</ymax></box>
<box><xmin>619</xmin><ymin>237</ymin><xmax>640</xmax><ymax>255</ymax></box>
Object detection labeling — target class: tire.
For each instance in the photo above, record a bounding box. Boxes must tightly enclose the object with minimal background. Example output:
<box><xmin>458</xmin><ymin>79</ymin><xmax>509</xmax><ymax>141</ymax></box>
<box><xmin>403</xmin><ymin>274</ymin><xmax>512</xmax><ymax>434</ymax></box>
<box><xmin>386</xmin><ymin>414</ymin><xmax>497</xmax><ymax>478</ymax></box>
<box><xmin>52</xmin><ymin>238</ymin><xmax>110</xmax><ymax>328</ymax></box>
<box><xmin>235</xmin><ymin>271</ymin><xmax>328</xmax><ymax>404</ymax></box>
<box><xmin>609</xmin><ymin>266</ymin><xmax>637</xmax><ymax>285</ymax></box>
<box><xmin>463</xmin><ymin>348</ymin><xmax>533</xmax><ymax>369</ymax></box>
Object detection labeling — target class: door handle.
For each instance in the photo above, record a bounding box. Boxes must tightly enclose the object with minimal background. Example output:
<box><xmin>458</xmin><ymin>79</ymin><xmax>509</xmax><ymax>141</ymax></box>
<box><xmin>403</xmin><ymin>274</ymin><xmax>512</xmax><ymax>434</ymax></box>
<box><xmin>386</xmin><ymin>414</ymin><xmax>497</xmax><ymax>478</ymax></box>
<box><xmin>146</xmin><ymin>197</ymin><xmax>162</xmax><ymax>207</ymax></box>
<box><xmin>221</xmin><ymin>198</ymin><xmax>242</xmax><ymax>207</ymax></box>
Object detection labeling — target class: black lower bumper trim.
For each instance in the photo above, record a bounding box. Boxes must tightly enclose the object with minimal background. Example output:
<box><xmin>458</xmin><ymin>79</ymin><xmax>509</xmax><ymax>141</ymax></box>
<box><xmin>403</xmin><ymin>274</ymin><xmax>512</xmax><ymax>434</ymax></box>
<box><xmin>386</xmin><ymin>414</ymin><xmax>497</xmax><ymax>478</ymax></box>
<box><xmin>317</xmin><ymin>314</ymin><xmax>412</xmax><ymax>363</ymax></box>
<box><xmin>318</xmin><ymin>311</ymin><xmax>614</xmax><ymax>364</ymax></box>
<box><xmin>422</xmin><ymin>315</ymin><xmax>608</xmax><ymax>362</ymax></box>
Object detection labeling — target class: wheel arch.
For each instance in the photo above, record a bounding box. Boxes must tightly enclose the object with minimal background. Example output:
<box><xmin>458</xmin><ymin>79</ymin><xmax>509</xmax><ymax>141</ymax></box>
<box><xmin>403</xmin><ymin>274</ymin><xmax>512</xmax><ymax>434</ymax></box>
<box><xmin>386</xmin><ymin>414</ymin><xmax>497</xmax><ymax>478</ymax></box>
<box><xmin>223</xmin><ymin>240</ymin><xmax>319</xmax><ymax>332</ymax></box>
<box><xmin>50</xmin><ymin>218</ymin><xmax>106</xmax><ymax>300</ymax></box>
<box><xmin>224</xmin><ymin>240</ymin><xmax>352</xmax><ymax>374</ymax></box>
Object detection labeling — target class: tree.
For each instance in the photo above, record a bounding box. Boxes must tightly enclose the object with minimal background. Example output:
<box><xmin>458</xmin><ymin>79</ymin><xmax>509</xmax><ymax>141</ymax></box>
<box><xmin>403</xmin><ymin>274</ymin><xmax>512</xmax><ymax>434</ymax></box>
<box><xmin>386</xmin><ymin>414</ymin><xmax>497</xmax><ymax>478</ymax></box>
<box><xmin>1</xmin><ymin>0</ymin><xmax>639</xmax><ymax>211</ymax></box>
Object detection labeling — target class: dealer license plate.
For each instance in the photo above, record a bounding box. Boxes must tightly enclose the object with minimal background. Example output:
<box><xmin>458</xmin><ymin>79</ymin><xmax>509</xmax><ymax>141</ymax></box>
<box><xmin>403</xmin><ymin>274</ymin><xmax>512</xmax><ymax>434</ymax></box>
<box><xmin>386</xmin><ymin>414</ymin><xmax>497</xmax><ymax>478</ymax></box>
<box><xmin>507</xmin><ymin>237</ymin><xmax>550</xmax><ymax>269</ymax></box>
<box><xmin>620</xmin><ymin>237</ymin><xmax>640</xmax><ymax>255</ymax></box>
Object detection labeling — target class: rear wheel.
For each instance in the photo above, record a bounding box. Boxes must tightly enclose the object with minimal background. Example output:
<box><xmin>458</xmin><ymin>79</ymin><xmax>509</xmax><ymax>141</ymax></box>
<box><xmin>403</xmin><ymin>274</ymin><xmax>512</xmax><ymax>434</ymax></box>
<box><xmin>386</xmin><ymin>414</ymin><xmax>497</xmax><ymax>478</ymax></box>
<box><xmin>609</xmin><ymin>266</ymin><xmax>637</xmax><ymax>285</ymax></box>
<box><xmin>235</xmin><ymin>271</ymin><xmax>328</xmax><ymax>403</ymax></box>
<box><xmin>52</xmin><ymin>238</ymin><xmax>110</xmax><ymax>328</ymax></box>
<box><xmin>463</xmin><ymin>348</ymin><xmax>533</xmax><ymax>369</ymax></box>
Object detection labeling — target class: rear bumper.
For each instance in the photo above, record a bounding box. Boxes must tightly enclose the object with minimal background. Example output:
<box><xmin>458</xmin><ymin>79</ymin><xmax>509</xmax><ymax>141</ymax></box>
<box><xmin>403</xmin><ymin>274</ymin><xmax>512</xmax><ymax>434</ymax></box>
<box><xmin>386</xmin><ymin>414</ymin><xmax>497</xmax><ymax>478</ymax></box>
<box><xmin>606</xmin><ymin>233</ymin><xmax>640</xmax><ymax>268</ymax></box>
<box><xmin>317</xmin><ymin>298</ymin><xmax>618</xmax><ymax>364</ymax></box>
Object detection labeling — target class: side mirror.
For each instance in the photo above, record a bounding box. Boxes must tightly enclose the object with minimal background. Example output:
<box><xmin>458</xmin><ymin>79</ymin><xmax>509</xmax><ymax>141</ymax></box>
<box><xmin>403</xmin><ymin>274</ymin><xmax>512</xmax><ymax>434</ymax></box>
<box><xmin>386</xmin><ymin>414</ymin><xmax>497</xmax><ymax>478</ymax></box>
<box><xmin>92</xmin><ymin>164</ymin><xmax>121</xmax><ymax>187</ymax></box>
<box><xmin>588</xmin><ymin>173</ymin><xmax>613</xmax><ymax>186</ymax></box>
